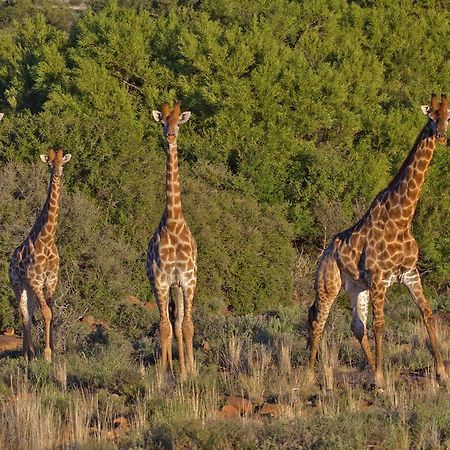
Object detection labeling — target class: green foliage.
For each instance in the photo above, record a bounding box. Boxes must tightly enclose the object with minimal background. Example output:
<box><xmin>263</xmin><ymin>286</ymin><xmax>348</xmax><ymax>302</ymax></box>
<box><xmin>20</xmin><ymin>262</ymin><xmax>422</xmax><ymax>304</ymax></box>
<box><xmin>0</xmin><ymin>0</ymin><xmax>449</xmax><ymax>330</ymax></box>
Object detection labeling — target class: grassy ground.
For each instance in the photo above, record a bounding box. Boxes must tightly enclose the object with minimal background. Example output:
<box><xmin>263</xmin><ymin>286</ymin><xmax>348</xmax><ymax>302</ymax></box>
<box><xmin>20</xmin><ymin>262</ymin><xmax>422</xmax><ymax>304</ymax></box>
<box><xmin>0</xmin><ymin>291</ymin><xmax>449</xmax><ymax>450</ymax></box>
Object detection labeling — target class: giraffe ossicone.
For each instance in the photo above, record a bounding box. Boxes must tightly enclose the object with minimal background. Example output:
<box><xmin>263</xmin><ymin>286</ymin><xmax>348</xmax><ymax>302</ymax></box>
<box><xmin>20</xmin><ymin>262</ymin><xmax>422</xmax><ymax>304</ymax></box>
<box><xmin>147</xmin><ymin>102</ymin><xmax>197</xmax><ymax>380</ymax></box>
<box><xmin>9</xmin><ymin>148</ymin><xmax>72</xmax><ymax>363</ymax></box>
<box><xmin>308</xmin><ymin>94</ymin><xmax>449</xmax><ymax>388</ymax></box>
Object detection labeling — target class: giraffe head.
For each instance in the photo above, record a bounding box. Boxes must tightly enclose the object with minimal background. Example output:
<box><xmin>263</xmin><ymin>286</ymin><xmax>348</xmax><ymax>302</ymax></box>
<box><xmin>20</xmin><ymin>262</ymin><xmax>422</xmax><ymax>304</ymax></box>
<box><xmin>152</xmin><ymin>102</ymin><xmax>191</xmax><ymax>145</ymax></box>
<box><xmin>421</xmin><ymin>93</ymin><xmax>449</xmax><ymax>145</ymax></box>
<box><xmin>39</xmin><ymin>148</ymin><xmax>72</xmax><ymax>177</ymax></box>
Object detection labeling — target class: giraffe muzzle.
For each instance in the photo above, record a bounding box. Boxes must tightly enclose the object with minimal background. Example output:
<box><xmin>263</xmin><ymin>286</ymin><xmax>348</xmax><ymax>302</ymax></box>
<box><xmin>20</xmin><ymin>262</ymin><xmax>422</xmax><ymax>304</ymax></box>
<box><xmin>437</xmin><ymin>132</ymin><xmax>447</xmax><ymax>144</ymax></box>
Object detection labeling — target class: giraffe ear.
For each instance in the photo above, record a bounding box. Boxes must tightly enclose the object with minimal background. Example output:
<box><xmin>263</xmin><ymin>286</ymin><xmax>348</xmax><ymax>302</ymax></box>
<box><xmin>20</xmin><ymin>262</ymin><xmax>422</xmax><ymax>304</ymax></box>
<box><xmin>152</xmin><ymin>110</ymin><xmax>163</xmax><ymax>123</ymax></box>
<box><xmin>421</xmin><ymin>105</ymin><xmax>432</xmax><ymax>116</ymax></box>
<box><xmin>62</xmin><ymin>154</ymin><xmax>72</xmax><ymax>164</ymax></box>
<box><xmin>0</xmin><ymin>113</ymin><xmax>4</xmax><ymax>121</ymax></box>
<box><xmin>179</xmin><ymin>111</ymin><xmax>191</xmax><ymax>124</ymax></box>
<box><xmin>40</xmin><ymin>154</ymin><xmax>50</xmax><ymax>164</ymax></box>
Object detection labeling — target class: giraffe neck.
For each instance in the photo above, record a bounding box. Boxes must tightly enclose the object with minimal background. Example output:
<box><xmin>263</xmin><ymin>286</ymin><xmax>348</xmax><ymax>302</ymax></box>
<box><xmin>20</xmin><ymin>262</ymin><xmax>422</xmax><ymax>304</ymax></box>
<box><xmin>31</xmin><ymin>172</ymin><xmax>61</xmax><ymax>241</ymax></box>
<box><xmin>380</xmin><ymin>123</ymin><xmax>436</xmax><ymax>223</ymax></box>
<box><xmin>165</xmin><ymin>140</ymin><xmax>184</xmax><ymax>222</ymax></box>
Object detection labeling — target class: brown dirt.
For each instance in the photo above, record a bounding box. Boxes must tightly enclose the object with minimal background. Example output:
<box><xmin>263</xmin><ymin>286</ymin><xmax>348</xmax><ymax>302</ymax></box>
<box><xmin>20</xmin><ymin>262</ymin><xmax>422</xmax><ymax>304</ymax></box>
<box><xmin>225</xmin><ymin>396</ymin><xmax>254</xmax><ymax>415</ymax></box>
<box><xmin>0</xmin><ymin>334</ymin><xmax>22</xmax><ymax>353</ymax></box>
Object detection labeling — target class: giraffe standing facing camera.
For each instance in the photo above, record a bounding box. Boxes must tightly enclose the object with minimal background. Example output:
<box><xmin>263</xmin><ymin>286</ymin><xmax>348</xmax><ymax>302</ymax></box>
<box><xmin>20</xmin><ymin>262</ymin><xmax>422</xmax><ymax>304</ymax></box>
<box><xmin>9</xmin><ymin>149</ymin><xmax>72</xmax><ymax>362</ymax></box>
<box><xmin>147</xmin><ymin>103</ymin><xmax>197</xmax><ymax>379</ymax></box>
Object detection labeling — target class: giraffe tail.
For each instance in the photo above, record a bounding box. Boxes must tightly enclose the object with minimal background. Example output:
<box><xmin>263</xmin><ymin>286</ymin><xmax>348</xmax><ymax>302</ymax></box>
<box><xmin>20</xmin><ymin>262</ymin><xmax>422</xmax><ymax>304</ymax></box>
<box><xmin>168</xmin><ymin>288</ymin><xmax>177</xmax><ymax>328</ymax></box>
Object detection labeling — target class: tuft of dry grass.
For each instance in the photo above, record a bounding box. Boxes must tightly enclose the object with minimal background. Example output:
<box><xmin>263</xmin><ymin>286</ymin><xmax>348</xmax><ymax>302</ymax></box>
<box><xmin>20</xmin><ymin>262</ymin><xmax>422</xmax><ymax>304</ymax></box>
<box><xmin>0</xmin><ymin>304</ymin><xmax>449</xmax><ymax>449</ymax></box>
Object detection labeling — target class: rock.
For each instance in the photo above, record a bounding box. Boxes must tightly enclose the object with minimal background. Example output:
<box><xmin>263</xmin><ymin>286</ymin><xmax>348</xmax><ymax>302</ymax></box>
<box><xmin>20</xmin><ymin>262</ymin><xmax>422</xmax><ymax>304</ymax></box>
<box><xmin>259</xmin><ymin>403</ymin><xmax>285</xmax><ymax>417</ymax></box>
<box><xmin>80</xmin><ymin>315</ymin><xmax>108</xmax><ymax>332</ymax></box>
<box><xmin>125</xmin><ymin>295</ymin><xmax>141</xmax><ymax>305</ymax></box>
<box><xmin>112</xmin><ymin>416</ymin><xmax>130</xmax><ymax>439</ymax></box>
<box><xmin>0</xmin><ymin>334</ymin><xmax>22</xmax><ymax>352</ymax></box>
<box><xmin>201</xmin><ymin>340</ymin><xmax>210</xmax><ymax>352</ymax></box>
<box><xmin>219</xmin><ymin>404</ymin><xmax>240</xmax><ymax>418</ymax></box>
<box><xmin>225</xmin><ymin>396</ymin><xmax>253</xmax><ymax>415</ymax></box>
<box><xmin>144</xmin><ymin>301</ymin><xmax>156</xmax><ymax>311</ymax></box>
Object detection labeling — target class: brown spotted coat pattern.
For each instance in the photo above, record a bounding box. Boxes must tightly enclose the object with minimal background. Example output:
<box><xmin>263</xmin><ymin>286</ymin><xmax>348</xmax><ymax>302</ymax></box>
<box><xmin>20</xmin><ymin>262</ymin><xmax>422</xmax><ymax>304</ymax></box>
<box><xmin>147</xmin><ymin>103</ymin><xmax>197</xmax><ymax>379</ymax></box>
<box><xmin>9</xmin><ymin>149</ymin><xmax>72</xmax><ymax>362</ymax></box>
<box><xmin>308</xmin><ymin>94</ymin><xmax>449</xmax><ymax>387</ymax></box>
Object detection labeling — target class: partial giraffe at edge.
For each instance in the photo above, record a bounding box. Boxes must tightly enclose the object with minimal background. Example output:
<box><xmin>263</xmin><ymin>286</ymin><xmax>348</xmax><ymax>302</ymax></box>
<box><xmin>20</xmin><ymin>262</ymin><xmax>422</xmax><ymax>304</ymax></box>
<box><xmin>9</xmin><ymin>148</ymin><xmax>72</xmax><ymax>363</ymax></box>
<box><xmin>147</xmin><ymin>102</ymin><xmax>197</xmax><ymax>380</ymax></box>
<box><xmin>308</xmin><ymin>94</ymin><xmax>449</xmax><ymax>389</ymax></box>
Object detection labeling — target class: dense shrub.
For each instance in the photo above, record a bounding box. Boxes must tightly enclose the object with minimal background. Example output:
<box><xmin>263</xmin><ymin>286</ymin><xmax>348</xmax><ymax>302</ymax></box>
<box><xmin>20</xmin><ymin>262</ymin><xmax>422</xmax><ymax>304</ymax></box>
<box><xmin>0</xmin><ymin>0</ymin><xmax>449</xmax><ymax>328</ymax></box>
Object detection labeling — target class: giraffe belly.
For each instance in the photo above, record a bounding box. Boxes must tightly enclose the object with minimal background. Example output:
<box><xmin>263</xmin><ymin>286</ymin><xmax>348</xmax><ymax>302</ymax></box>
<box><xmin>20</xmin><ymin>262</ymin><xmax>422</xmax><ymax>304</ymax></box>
<box><xmin>382</xmin><ymin>269</ymin><xmax>416</xmax><ymax>288</ymax></box>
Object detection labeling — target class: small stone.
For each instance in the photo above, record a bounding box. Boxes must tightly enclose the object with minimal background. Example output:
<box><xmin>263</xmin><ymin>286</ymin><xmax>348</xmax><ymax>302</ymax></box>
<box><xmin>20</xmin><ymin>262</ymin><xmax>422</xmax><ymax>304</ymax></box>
<box><xmin>225</xmin><ymin>396</ymin><xmax>253</xmax><ymax>415</ymax></box>
<box><xmin>259</xmin><ymin>403</ymin><xmax>285</xmax><ymax>417</ymax></box>
<box><xmin>0</xmin><ymin>335</ymin><xmax>22</xmax><ymax>352</ymax></box>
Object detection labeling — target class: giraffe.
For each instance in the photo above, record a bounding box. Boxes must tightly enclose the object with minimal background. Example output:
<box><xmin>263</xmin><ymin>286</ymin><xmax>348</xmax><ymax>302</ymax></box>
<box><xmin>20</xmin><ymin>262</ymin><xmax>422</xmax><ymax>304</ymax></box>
<box><xmin>308</xmin><ymin>94</ymin><xmax>449</xmax><ymax>388</ymax></box>
<box><xmin>147</xmin><ymin>102</ymin><xmax>197</xmax><ymax>379</ymax></box>
<box><xmin>9</xmin><ymin>148</ymin><xmax>72</xmax><ymax>362</ymax></box>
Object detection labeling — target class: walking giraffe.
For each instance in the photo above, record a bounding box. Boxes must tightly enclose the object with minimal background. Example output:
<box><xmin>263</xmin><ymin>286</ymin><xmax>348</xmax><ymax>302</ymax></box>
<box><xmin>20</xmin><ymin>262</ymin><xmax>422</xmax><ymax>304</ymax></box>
<box><xmin>147</xmin><ymin>102</ymin><xmax>197</xmax><ymax>379</ymax></box>
<box><xmin>308</xmin><ymin>94</ymin><xmax>449</xmax><ymax>388</ymax></box>
<box><xmin>9</xmin><ymin>149</ymin><xmax>72</xmax><ymax>362</ymax></box>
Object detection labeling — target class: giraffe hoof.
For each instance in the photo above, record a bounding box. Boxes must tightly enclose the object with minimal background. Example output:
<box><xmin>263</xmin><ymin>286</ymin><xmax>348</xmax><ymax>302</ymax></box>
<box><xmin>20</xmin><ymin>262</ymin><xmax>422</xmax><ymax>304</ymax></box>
<box><xmin>305</xmin><ymin>368</ymin><xmax>317</xmax><ymax>386</ymax></box>
<box><xmin>436</xmin><ymin>370</ymin><xmax>448</xmax><ymax>385</ymax></box>
<box><xmin>374</xmin><ymin>373</ymin><xmax>385</xmax><ymax>390</ymax></box>
<box><xmin>44</xmin><ymin>349</ymin><xmax>52</xmax><ymax>363</ymax></box>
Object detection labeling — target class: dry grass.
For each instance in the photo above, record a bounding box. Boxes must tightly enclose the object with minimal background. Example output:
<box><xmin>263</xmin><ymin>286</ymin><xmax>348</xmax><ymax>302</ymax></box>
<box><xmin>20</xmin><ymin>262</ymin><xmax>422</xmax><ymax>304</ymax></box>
<box><xmin>0</xmin><ymin>308</ymin><xmax>449</xmax><ymax>449</ymax></box>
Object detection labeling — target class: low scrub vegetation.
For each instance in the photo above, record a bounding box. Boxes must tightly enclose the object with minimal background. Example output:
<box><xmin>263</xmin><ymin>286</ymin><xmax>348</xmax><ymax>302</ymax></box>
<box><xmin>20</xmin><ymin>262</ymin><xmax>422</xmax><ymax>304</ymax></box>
<box><xmin>1</xmin><ymin>299</ymin><xmax>449</xmax><ymax>449</ymax></box>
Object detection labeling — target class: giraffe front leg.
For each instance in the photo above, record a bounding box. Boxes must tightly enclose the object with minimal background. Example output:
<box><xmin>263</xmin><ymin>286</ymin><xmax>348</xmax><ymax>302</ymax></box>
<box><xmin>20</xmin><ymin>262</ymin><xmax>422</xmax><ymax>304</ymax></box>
<box><xmin>403</xmin><ymin>268</ymin><xmax>447</xmax><ymax>382</ymax></box>
<box><xmin>370</xmin><ymin>283</ymin><xmax>386</xmax><ymax>389</ymax></box>
<box><xmin>173</xmin><ymin>286</ymin><xmax>186</xmax><ymax>380</ymax></box>
<box><xmin>182</xmin><ymin>283</ymin><xmax>196</xmax><ymax>375</ymax></box>
<box><xmin>29</xmin><ymin>281</ymin><xmax>52</xmax><ymax>363</ymax></box>
<box><xmin>154</xmin><ymin>286</ymin><xmax>173</xmax><ymax>375</ymax></box>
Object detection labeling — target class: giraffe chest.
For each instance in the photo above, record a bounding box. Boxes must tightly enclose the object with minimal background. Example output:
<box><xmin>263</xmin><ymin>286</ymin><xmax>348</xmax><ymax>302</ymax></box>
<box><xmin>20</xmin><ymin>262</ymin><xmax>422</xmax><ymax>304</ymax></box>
<box><xmin>147</xmin><ymin>244</ymin><xmax>196</xmax><ymax>287</ymax></box>
<box><xmin>13</xmin><ymin>241</ymin><xmax>59</xmax><ymax>277</ymax></box>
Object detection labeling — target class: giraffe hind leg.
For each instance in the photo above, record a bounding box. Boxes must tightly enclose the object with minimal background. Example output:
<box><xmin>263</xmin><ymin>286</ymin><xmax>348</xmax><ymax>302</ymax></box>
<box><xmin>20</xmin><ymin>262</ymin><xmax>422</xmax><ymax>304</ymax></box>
<box><xmin>182</xmin><ymin>283</ymin><xmax>196</xmax><ymax>374</ymax></box>
<box><xmin>154</xmin><ymin>286</ymin><xmax>173</xmax><ymax>375</ymax></box>
<box><xmin>44</xmin><ymin>277</ymin><xmax>57</xmax><ymax>353</ymax></box>
<box><xmin>308</xmin><ymin>254</ymin><xmax>342</xmax><ymax>371</ymax></box>
<box><xmin>30</xmin><ymin>282</ymin><xmax>53</xmax><ymax>363</ymax></box>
